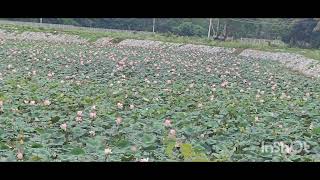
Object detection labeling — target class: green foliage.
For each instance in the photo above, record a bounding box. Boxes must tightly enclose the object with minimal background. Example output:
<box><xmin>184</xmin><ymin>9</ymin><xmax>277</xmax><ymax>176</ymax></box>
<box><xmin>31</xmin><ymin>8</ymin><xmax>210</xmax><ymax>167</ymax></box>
<box><xmin>282</xmin><ymin>18</ymin><xmax>320</xmax><ymax>48</ymax></box>
<box><xmin>172</xmin><ymin>22</ymin><xmax>206</xmax><ymax>37</ymax></box>
<box><xmin>164</xmin><ymin>141</ymin><xmax>209</xmax><ymax>162</ymax></box>
<box><xmin>165</xmin><ymin>141</ymin><xmax>176</xmax><ymax>159</ymax></box>
<box><xmin>111</xmin><ymin>37</ymin><xmax>126</xmax><ymax>44</ymax></box>
<box><xmin>70</xmin><ymin>147</ymin><xmax>85</xmax><ymax>155</ymax></box>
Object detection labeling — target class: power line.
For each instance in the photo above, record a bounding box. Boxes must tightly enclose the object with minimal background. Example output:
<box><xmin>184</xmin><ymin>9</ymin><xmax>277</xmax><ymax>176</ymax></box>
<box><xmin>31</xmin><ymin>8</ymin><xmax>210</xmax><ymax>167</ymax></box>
<box><xmin>231</xmin><ymin>18</ymin><xmax>301</xmax><ymax>27</ymax></box>
<box><xmin>241</xmin><ymin>18</ymin><xmax>299</xmax><ymax>25</ymax></box>
<box><xmin>229</xmin><ymin>18</ymin><xmax>294</xmax><ymax>27</ymax></box>
<box><xmin>230</xmin><ymin>18</ymin><xmax>314</xmax><ymax>27</ymax></box>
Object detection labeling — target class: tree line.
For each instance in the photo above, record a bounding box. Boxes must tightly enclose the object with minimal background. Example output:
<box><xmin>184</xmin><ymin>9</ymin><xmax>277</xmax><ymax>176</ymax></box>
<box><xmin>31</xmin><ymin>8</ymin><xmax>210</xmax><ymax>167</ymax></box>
<box><xmin>3</xmin><ymin>18</ymin><xmax>320</xmax><ymax>49</ymax></box>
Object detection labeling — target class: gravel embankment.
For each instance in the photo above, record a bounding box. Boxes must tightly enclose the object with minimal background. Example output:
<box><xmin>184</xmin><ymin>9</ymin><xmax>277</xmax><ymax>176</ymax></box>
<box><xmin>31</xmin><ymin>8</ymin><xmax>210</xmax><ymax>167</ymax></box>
<box><xmin>240</xmin><ymin>49</ymin><xmax>320</xmax><ymax>78</ymax></box>
<box><xmin>118</xmin><ymin>39</ymin><xmax>164</xmax><ymax>49</ymax></box>
<box><xmin>93</xmin><ymin>37</ymin><xmax>113</xmax><ymax>47</ymax></box>
<box><xmin>118</xmin><ymin>39</ymin><xmax>236</xmax><ymax>54</ymax></box>
<box><xmin>176</xmin><ymin>44</ymin><xmax>236</xmax><ymax>54</ymax></box>
<box><xmin>0</xmin><ymin>30</ymin><xmax>87</xmax><ymax>44</ymax></box>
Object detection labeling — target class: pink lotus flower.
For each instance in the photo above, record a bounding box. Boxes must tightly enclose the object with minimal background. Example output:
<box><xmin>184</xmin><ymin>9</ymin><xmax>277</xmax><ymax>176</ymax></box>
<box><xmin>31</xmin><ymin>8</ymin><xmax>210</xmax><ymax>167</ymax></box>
<box><xmin>43</xmin><ymin>100</ymin><xmax>51</xmax><ymax>106</ymax></box>
<box><xmin>131</xmin><ymin>146</ymin><xmax>138</xmax><ymax>152</ymax></box>
<box><xmin>89</xmin><ymin>130</ymin><xmax>95</xmax><ymax>136</ymax></box>
<box><xmin>163</xmin><ymin>119</ymin><xmax>172</xmax><ymax>127</ymax></box>
<box><xmin>75</xmin><ymin>116</ymin><xmax>82</xmax><ymax>123</ymax></box>
<box><xmin>118</xmin><ymin>61</ymin><xmax>125</xmax><ymax>66</ymax></box>
<box><xmin>60</xmin><ymin>123</ymin><xmax>67</xmax><ymax>131</ymax></box>
<box><xmin>47</xmin><ymin>72</ymin><xmax>54</xmax><ymax>78</ymax></box>
<box><xmin>29</xmin><ymin>101</ymin><xmax>36</xmax><ymax>105</ymax></box>
<box><xmin>116</xmin><ymin>116</ymin><xmax>122</xmax><ymax>125</ymax></box>
<box><xmin>280</xmin><ymin>93</ymin><xmax>286</xmax><ymax>100</ymax></box>
<box><xmin>16</xmin><ymin>152</ymin><xmax>23</xmax><ymax>160</ymax></box>
<box><xmin>168</xmin><ymin>129</ymin><xmax>176</xmax><ymax>139</ymax></box>
<box><xmin>90</xmin><ymin>111</ymin><xmax>97</xmax><ymax>119</ymax></box>
<box><xmin>309</xmin><ymin>123</ymin><xmax>314</xmax><ymax>130</ymax></box>
<box><xmin>104</xmin><ymin>148</ymin><xmax>112</xmax><ymax>155</ymax></box>
<box><xmin>77</xmin><ymin>111</ymin><xmax>83</xmax><ymax>117</ymax></box>
<box><xmin>117</xmin><ymin>102</ymin><xmax>123</xmax><ymax>109</ymax></box>
<box><xmin>129</xmin><ymin>104</ymin><xmax>135</xmax><ymax>110</ymax></box>
<box><xmin>220</xmin><ymin>81</ymin><xmax>228</xmax><ymax>88</ymax></box>
<box><xmin>144</xmin><ymin>78</ymin><xmax>150</xmax><ymax>84</ymax></box>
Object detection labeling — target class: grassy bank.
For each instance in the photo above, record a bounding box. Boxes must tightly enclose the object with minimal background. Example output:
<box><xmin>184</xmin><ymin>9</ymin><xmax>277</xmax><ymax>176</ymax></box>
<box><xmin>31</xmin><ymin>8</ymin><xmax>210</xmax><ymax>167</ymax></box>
<box><xmin>1</xmin><ymin>22</ymin><xmax>320</xmax><ymax>60</ymax></box>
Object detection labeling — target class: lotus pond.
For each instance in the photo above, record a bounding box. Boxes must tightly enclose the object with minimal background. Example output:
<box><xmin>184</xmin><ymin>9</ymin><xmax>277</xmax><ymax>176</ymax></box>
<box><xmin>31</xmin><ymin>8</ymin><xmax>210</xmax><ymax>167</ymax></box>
<box><xmin>0</xmin><ymin>39</ymin><xmax>320</xmax><ymax>162</ymax></box>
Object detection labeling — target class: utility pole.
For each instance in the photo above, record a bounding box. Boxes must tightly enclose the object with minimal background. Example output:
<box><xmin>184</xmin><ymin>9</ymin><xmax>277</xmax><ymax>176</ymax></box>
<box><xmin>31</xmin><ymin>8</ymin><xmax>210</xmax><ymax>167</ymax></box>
<box><xmin>40</xmin><ymin>18</ymin><xmax>42</xmax><ymax>24</ymax></box>
<box><xmin>208</xmin><ymin>18</ymin><xmax>212</xmax><ymax>39</ymax></box>
<box><xmin>223</xmin><ymin>19</ymin><xmax>229</xmax><ymax>41</ymax></box>
<box><xmin>152</xmin><ymin>18</ymin><xmax>155</xmax><ymax>33</ymax></box>
<box><xmin>216</xmin><ymin>18</ymin><xmax>220</xmax><ymax>38</ymax></box>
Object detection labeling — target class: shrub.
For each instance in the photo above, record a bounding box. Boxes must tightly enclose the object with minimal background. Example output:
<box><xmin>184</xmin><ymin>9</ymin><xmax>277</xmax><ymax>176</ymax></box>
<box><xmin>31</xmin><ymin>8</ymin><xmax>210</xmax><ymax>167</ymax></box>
<box><xmin>172</xmin><ymin>22</ymin><xmax>206</xmax><ymax>37</ymax></box>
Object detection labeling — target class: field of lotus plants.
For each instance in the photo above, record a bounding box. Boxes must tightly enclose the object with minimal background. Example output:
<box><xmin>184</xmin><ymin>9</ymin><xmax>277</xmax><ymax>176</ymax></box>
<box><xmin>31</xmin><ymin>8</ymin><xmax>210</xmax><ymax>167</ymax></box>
<box><xmin>1</xmin><ymin>36</ymin><xmax>320</xmax><ymax>162</ymax></box>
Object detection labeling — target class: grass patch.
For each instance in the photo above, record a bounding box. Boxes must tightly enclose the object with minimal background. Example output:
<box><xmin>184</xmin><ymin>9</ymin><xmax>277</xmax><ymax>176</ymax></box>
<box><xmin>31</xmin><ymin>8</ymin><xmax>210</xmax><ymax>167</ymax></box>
<box><xmin>110</xmin><ymin>37</ymin><xmax>126</xmax><ymax>44</ymax></box>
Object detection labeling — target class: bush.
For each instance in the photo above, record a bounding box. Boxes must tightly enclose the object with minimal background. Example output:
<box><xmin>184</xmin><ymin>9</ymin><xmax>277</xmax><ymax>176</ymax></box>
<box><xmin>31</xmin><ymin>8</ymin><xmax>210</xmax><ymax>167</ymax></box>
<box><xmin>172</xmin><ymin>22</ymin><xmax>206</xmax><ymax>37</ymax></box>
<box><xmin>163</xmin><ymin>32</ymin><xmax>175</xmax><ymax>37</ymax></box>
<box><xmin>111</xmin><ymin>37</ymin><xmax>126</xmax><ymax>44</ymax></box>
